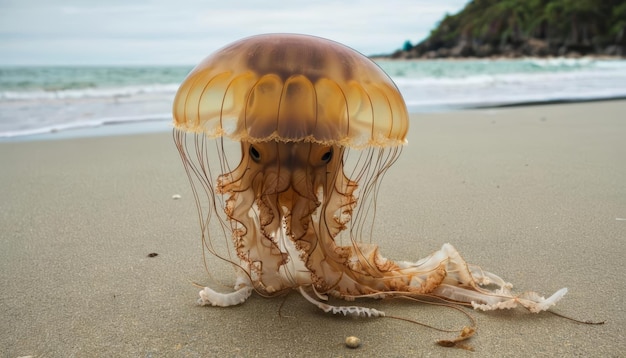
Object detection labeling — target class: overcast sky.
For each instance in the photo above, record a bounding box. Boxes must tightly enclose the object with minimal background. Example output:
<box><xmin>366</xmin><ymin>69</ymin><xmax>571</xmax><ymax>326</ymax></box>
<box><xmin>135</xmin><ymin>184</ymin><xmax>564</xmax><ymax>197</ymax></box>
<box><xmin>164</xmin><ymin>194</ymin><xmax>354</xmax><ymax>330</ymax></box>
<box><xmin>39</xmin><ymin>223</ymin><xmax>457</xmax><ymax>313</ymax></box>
<box><xmin>0</xmin><ymin>0</ymin><xmax>469</xmax><ymax>65</ymax></box>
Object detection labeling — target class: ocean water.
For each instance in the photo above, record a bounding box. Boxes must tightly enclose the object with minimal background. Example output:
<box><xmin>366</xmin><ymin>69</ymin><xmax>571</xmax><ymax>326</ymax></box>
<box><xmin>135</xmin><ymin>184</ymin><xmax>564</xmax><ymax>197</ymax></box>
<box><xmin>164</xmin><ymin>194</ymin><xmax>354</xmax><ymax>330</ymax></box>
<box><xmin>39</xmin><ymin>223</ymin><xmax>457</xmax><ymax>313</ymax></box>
<box><xmin>1</xmin><ymin>58</ymin><xmax>626</xmax><ymax>139</ymax></box>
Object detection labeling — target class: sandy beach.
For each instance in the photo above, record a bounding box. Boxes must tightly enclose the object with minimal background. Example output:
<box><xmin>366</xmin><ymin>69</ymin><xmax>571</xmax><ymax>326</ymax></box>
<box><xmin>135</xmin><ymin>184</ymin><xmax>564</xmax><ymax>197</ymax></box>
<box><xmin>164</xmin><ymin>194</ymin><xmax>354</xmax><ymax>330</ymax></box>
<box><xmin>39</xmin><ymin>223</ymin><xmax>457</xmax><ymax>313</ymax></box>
<box><xmin>1</xmin><ymin>100</ymin><xmax>625</xmax><ymax>357</ymax></box>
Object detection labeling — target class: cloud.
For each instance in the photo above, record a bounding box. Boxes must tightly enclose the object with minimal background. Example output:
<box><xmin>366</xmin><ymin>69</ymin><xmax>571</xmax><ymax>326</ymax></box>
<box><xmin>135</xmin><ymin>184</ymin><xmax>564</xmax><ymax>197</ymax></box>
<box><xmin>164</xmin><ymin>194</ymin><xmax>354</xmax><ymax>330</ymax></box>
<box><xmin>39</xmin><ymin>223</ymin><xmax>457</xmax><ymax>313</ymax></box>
<box><xmin>0</xmin><ymin>0</ymin><xmax>468</xmax><ymax>65</ymax></box>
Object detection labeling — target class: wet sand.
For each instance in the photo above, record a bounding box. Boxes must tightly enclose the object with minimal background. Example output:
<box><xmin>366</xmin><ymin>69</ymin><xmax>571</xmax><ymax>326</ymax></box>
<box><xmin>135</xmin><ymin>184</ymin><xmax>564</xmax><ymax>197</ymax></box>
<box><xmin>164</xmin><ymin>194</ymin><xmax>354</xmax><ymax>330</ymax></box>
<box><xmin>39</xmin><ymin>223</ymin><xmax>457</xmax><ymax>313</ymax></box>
<box><xmin>1</xmin><ymin>100</ymin><xmax>625</xmax><ymax>357</ymax></box>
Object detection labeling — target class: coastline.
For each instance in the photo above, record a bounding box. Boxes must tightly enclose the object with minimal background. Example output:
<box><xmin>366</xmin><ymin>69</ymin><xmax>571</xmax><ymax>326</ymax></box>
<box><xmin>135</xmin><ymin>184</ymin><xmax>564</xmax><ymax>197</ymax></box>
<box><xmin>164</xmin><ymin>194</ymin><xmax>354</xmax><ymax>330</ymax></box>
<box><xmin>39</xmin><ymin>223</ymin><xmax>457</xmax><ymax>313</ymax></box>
<box><xmin>3</xmin><ymin>57</ymin><xmax>626</xmax><ymax>142</ymax></box>
<box><xmin>4</xmin><ymin>94</ymin><xmax>626</xmax><ymax>143</ymax></box>
<box><xmin>470</xmin><ymin>94</ymin><xmax>626</xmax><ymax>109</ymax></box>
<box><xmin>1</xmin><ymin>100</ymin><xmax>625</xmax><ymax>356</ymax></box>
<box><xmin>370</xmin><ymin>54</ymin><xmax>626</xmax><ymax>61</ymax></box>
<box><xmin>0</xmin><ymin>118</ymin><xmax>173</xmax><ymax>142</ymax></box>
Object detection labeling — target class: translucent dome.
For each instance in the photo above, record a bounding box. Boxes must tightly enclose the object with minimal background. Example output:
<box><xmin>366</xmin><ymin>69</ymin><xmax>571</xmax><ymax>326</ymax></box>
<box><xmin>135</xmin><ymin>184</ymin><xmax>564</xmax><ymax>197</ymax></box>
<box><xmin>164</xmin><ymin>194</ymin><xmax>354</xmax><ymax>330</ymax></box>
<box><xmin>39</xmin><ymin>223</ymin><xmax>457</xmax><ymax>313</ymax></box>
<box><xmin>173</xmin><ymin>33</ymin><xmax>408</xmax><ymax>148</ymax></box>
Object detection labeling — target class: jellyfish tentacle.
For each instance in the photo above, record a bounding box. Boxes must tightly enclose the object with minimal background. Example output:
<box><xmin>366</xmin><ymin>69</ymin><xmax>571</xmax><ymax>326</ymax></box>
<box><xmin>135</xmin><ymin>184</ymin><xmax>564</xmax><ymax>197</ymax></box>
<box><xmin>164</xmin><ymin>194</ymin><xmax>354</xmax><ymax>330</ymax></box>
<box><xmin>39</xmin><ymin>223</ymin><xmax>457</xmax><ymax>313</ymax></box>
<box><xmin>467</xmin><ymin>264</ymin><xmax>512</xmax><ymax>289</ymax></box>
<box><xmin>206</xmin><ymin>139</ymin><xmax>568</xmax><ymax>313</ymax></box>
<box><xmin>198</xmin><ymin>274</ymin><xmax>253</xmax><ymax>307</ymax></box>
<box><xmin>319</xmin><ymin>243</ymin><xmax>448</xmax><ymax>299</ymax></box>
<box><xmin>301</xmin><ymin>241</ymin><xmax>567</xmax><ymax>314</ymax></box>
<box><xmin>298</xmin><ymin>287</ymin><xmax>385</xmax><ymax>318</ymax></box>
<box><xmin>470</xmin><ymin>288</ymin><xmax>568</xmax><ymax>313</ymax></box>
<box><xmin>219</xmin><ymin>154</ymin><xmax>290</xmax><ymax>295</ymax></box>
<box><xmin>289</xmin><ymin>158</ymin><xmax>364</xmax><ymax>295</ymax></box>
<box><xmin>351</xmin><ymin>243</ymin><xmax>567</xmax><ymax>313</ymax></box>
<box><xmin>324</xmin><ymin>168</ymin><xmax>358</xmax><ymax>237</ymax></box>
<box><xmin>412</xmin><ymin>244</ymin><xmax>567</xmax><ymax>312</ymax></box>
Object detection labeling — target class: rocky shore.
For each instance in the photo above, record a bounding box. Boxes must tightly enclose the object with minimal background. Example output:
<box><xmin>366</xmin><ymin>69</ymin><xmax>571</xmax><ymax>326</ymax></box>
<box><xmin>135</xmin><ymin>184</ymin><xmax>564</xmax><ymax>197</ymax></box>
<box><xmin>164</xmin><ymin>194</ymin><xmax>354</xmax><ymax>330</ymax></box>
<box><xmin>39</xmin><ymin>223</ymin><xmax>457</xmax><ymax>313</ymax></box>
<box><xmin>389</xmin><ymin>38</ymin><xmax>624</xmax><ymax>60</ymax></box>
<box><xmin>384</xmin><ymin>1</ymin><xmax>625</xmax><ymax>60</ymax></box>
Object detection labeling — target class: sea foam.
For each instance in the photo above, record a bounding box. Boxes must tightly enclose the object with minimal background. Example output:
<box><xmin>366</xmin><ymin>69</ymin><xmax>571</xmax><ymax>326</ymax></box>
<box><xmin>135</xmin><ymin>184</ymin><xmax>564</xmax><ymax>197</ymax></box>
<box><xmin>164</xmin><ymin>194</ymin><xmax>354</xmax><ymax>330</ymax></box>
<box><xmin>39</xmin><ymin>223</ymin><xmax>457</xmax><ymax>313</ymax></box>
<box><xmin>1</xmin><ymin>59</ymin><xmax>626</xmax><ymax>139</ymax></box>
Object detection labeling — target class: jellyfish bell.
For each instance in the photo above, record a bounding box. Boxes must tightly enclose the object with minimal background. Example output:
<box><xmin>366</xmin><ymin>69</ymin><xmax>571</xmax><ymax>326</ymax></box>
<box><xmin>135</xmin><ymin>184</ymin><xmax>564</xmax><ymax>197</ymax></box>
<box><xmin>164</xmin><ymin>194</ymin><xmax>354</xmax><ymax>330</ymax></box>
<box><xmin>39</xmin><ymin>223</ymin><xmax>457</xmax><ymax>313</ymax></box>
<box><xmin>173</xmin><ymin>33</ymin><xmax>408</xmax><ymax>147</ymax></box>
<box><xmin>173</xmin><ymin>34</ymin><xmax>566</xmax><ymax>316</ymax></box>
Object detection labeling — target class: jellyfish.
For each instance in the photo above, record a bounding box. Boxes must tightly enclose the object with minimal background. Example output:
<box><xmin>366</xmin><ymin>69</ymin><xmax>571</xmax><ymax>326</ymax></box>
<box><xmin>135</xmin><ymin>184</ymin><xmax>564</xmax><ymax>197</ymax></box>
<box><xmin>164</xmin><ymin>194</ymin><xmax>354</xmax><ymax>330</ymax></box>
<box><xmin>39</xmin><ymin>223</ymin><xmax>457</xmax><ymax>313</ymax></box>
<box><xmin>172</xmin><ymin>34</ymin><xmax>567</xmax><ymax>317</ymax></box>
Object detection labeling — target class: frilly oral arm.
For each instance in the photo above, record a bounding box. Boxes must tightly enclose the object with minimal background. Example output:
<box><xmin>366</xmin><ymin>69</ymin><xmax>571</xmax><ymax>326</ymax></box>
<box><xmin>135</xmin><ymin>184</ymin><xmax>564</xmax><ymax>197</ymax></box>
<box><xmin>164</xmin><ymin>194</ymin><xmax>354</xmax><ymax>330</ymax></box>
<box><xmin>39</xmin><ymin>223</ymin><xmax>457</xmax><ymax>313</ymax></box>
<box><xmin>198</xmin><ymin>275</ymin><xmax>253</xmax><ymax>307</ymax></box>
<box><xmin>298</xmin><ymin>287</ymin><xmax>385</xmax><ymax>317</ymax></box>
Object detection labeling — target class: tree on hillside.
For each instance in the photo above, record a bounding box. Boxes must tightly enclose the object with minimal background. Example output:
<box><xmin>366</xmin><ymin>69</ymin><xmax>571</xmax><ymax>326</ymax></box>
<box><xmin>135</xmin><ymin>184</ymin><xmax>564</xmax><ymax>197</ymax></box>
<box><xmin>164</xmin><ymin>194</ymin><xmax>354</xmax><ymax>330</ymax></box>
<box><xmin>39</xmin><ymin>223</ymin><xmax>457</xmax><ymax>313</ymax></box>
<box><xmin>402</xmin><ymin>0</ymin><xmax>626</xmax><ymax>58</ymax></box>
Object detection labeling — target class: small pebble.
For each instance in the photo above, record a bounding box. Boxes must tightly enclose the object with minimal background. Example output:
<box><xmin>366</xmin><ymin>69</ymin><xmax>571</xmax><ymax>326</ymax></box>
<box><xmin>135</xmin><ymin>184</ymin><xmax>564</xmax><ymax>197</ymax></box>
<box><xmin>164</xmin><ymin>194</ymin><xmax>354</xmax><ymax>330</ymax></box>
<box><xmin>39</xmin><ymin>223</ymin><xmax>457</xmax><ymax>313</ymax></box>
<box><xmin>345</xmin><ymin>336</ymin><xmax>361</xmax><ymax>349</ymax></box>
<box><xmin>172</xmin><ymin>194</ymin><xmax>181</xmax><ymax>200</ymax></box>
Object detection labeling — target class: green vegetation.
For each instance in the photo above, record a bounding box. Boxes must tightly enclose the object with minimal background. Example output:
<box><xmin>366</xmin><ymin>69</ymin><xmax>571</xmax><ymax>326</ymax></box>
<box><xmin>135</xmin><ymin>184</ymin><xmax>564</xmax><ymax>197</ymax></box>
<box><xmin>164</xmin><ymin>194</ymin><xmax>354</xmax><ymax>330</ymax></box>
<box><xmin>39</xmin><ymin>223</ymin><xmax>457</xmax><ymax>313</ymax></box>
<box><xmin>395</xmin><ymin>0</ymin><xmax>626</xmax><ymax>58</ymax></box>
